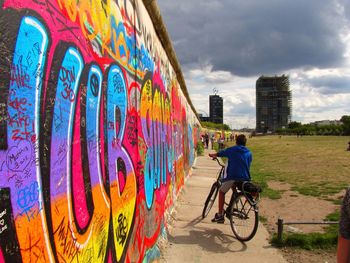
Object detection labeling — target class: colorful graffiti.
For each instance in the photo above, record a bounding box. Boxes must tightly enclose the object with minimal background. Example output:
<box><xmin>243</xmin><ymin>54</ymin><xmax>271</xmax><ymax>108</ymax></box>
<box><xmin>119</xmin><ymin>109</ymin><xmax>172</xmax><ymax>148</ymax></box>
<box><xmin>0</xmin><ymin>0</ymin><xmax>199</xmax><ymax>262</ymax></box>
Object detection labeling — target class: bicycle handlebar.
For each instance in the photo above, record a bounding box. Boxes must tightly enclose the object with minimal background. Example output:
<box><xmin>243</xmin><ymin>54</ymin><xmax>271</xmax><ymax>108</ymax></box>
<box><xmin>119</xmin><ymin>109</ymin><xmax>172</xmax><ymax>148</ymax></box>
<box><xmin>211</xmin><ymin>157</ymin><xmax>225</xmax><ymax>168</ymax></box>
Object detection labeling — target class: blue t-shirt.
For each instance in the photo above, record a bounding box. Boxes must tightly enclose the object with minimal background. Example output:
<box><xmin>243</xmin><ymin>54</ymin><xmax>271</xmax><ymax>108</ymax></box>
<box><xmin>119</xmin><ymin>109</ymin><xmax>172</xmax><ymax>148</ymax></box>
<box><xmin>217</xmin><ymin>145</ymin><xmax>252</xmax><ymax>182</ymax></box>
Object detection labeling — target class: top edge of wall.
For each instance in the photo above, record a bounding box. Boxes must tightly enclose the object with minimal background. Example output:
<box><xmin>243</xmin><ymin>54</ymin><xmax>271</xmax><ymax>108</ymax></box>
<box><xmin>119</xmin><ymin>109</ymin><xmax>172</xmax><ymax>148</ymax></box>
<box><xmin>142</xmin><ymin>0</ymin><xmax>199</xmax><ymax>122</ymax></box>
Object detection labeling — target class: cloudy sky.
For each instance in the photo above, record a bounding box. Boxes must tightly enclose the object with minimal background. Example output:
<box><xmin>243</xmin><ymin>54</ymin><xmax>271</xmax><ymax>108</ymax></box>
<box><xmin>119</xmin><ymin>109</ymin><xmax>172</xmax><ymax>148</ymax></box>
<box><xmin>157</xmin><ymin>0</ymin><xmax>350</xmax><ymax>129</ymax></box>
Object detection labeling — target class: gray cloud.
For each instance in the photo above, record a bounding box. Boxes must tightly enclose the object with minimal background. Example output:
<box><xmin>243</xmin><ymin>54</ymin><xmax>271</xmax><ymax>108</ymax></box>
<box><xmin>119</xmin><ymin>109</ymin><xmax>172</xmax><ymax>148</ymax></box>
<box><xmin>339</xmin><ymin>0</ymin><xmax>350</xmax><ymax>21</ymax></box>
<box><xmin>305</xmin><ymin>75</ymin><xmax>350</xmax><ymax>94</ymax></box>
<box><xmin>224</xmin><ymin>97</ymin><xmax>255</xmax><ymax>116</ymax></box>
<box><xmin>158</xmin><ymin>0</ymin><xmax>348</xmax><ymax>77</ymax></box>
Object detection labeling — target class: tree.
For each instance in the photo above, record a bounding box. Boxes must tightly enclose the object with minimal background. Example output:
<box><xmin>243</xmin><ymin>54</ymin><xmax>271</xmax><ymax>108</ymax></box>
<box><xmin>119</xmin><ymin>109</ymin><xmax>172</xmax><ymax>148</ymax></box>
<box><xmin>288</xmin><ymin>121</ymin><xmax>302</xmax><ymax>129</ymax></box>
<box><xmin>340</xmin><ymin>115</ymin><xmax>350</xmax><ymax>135</ymax></box>
<box><xmin>200</xmin><ymin>121</ymin><xmax>231</xmax><ymax>131</ymax></box>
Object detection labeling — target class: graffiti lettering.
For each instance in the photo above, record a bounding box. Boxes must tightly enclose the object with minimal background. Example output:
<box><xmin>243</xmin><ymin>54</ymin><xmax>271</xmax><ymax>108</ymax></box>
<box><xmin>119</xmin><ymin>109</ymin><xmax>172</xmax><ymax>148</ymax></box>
<box><xmin>16</xmin><ymin>181</ymin><xmax>42</xmax><ymax>222</ymax></box>
<box><xmin>90</xmin><ymin>73</ymin><xmax>99</xmax><ymax>97</ymax></box>
<box><xmin>140</xmin><ymin>72</ymin><xmax>173</xmax><ymax>209</ymax></box>
<box><xmin>0</xmin><ymin>1</ymin><xmax>198</xmax><ymax>262</ymax></box>
<box><xmin>8</xmin><ymin>97</ymin><xmax>28</xmax><ymax>111</ymax></box>
<box><xmin>6</xmin><ymin>140</ymin><xmax>32</xmax><ymax>172</ymax></box>
<box><xmin>53</xmin><ymin>218</ymin><xmax>80</xmax><ymax>260</ymax></box>
<box><xmin>0</xmin><ymin>209</ymin><xmax>7</xmax><ymax>234</ymax></box>
<box><xmin>116</xmin><ymin>213</ymin><xmax>128</xmax><ymax>245</ymax></box>
<box><xmin>126</xmin><ymin>115</ymin><xmax>137</xmax><ymax>147</ymax></box>
<box><xmin>10</xmin><ymin>63</ymin><xmax>31</xmax><ymax>89</ymax></box>
<box><xmin>60</xmin><ymin>66</ymin><xmax>76</xmax><ymax>101</ymax></box>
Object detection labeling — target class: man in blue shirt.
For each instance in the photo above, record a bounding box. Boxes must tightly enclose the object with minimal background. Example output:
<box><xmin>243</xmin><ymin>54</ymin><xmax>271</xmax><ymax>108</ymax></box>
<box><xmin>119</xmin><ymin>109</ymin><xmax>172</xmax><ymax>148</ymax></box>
<box><xmin>208</xmin><ymin>134</ymin><xmax>252</xmax><ymax>223</ymax></box>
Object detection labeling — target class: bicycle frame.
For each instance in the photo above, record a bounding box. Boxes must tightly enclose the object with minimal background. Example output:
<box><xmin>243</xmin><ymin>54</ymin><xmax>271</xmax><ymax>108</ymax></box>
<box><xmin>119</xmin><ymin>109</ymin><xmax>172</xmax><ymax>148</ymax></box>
<box><xmin>204</xmin><ymin>157</ymin><xmax>260</xmax><ymax>241</ymax></box>
<box><xmin>213</xmin><ymin>157</ymin><xmax>225</xmax><ymax>182</ymax></box>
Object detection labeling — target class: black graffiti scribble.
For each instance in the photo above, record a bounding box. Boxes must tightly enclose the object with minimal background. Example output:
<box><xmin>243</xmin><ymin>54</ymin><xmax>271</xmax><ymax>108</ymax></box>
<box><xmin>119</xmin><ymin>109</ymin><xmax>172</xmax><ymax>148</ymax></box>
<box><xmin>53</xmin><ymin>103</ymin><xmax>63</xmax><ymax>131</ymax></box>
<box><xmin>116</xmin><ymin>213</ymin><xmax>128</xmax><ymax>245</ymax></box>
<box><xmin>35</xmin><ymin>0</ymin><xmax>81</xmax><ymax>41</ymax></box>
<box><xmin>115</xmin><ymin>107</ymin><xmax>122</xmax><ymax>139</ymax></box>
<box><xmin>87</xmin><ymin>133</ymin><xmax>97</xmax><ymax>154</ymax></box>
<box><xmin>53</xmin><ymin>217</ymin><xmax>80</xmax><ymax>260</ymax></box>
<box><xmin>0</xmin><ymin>188</ymin><xmax>22</xmax><ymax>261</ymax></box>
<box><xmin>136</xmin><ymin>161</ymin><xmax>144</xmax><ymax>192</ymax></box>
<box><xmin>6</xmin><ymin>140</ymin><xmax>32</xmax><ymax>172</ymax></box>
<box><xmin>93</xmin><ymin>215</ymin><xmax>107</xmax><ymax>260</ymax></box>
<box><xmin>126</xmin><ymin>115</ymin><xmax>137</xmax><ymax>147</ymax></box>
<box><xmin>78</xmin><ymin>247</ymin><xmax>93</xmax><ymax>263</ymax></box>
<box><xmin>14</xmin><ymin>177</ymin><xmax>24</xmax><ymax>189</ymax></box>
<box><xmin>113</xmin><ymin>75</ymin><xmax>124</xmax><ymax>93</ymax></box>
<box><xmin>90</xmin><ymin>73</ymin><xmax>99</xmax><ymax>97</ymax></box>
<box><xmin>53</xmin><ymin>143</ymin><xmax>67</xmax><ymax>168</ymax></box>
<box><xmin>19</xmin><ymin>229</ymin><xmax>43</xmax><ymax>262</ymax></box>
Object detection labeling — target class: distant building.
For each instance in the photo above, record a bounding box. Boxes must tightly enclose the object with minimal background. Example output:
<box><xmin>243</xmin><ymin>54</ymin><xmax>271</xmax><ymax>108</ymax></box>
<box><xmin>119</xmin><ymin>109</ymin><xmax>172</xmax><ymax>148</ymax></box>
<box><xmin>209</xmin><ymin>95</ymin><xmax>223</xmax><ymax>124</ymax></box>
<box><xmin>310</xmin><ymin>120</ymin><xmax>342</xmax><ymax>126</ymax></box>
<box><xmin>256</xmin><ymin>75</ymin><xmax>292</xmax><ymax>133</ymax></box>
<box><xmin>197</xmin><ymin>113</ymin><xmax>210</xmax><ymax>122</ymax></box>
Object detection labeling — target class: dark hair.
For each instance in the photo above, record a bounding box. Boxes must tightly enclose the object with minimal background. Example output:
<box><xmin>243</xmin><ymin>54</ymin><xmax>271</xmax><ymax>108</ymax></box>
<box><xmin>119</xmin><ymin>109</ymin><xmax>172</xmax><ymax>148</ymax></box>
<box><xmin>236</xmin><ymin>134</ymin><xmax>247</xmax><ymax>146</ymax></box>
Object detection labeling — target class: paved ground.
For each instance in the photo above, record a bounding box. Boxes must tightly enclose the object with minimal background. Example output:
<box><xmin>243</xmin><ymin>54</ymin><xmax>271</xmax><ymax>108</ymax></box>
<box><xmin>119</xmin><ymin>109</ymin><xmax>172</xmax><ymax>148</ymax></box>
<box><xmin>161</xmin><ymin>149</ymin><xmax>287</xmax><ymax>263</ymax></box>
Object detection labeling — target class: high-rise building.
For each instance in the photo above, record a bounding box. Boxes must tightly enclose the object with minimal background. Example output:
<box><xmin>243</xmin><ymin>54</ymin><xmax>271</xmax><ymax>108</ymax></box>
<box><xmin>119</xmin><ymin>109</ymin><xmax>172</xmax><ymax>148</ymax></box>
<box><xmin>209</xmin><ymin>95</ymin><xmax>223</xmax><ymax>124</ymax></box>
<box><xmin>256</xmin><ymin>75</ymin><xmax>292</xmax><ymax>133</ymax></box>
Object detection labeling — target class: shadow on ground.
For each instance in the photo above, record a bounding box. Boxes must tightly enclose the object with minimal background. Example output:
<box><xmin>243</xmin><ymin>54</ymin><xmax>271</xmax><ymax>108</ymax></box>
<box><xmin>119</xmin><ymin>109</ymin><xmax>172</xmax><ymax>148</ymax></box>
<box><xmin>168</xmin><ymin>223</ymin><xmax>247</xmax><ymax>254</ymax></box>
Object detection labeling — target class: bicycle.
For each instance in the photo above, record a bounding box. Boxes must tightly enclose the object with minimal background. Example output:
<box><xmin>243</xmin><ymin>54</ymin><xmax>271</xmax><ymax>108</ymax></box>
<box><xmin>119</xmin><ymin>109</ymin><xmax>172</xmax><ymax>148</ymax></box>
<box><xmin>202</xmin><ymin>157</ymin><xmax>262</xmax><ymax>242</ymax></box>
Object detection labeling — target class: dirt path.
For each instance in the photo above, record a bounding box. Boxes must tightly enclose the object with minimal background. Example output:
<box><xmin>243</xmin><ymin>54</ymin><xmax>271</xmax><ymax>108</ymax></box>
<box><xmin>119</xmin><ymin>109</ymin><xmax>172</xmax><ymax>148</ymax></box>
<box><xmin>259</xmin><ymin>181</ymin><xmax>344</xmax><ymax>263</ymax></box>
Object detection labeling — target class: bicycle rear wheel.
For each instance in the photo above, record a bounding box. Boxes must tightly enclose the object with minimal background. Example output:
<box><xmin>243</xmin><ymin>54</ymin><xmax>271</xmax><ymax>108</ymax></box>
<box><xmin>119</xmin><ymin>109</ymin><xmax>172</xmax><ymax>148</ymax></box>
<box><xmin>229</xmin><ymin>193</ymin><xmax>258</xmax><ymax>241</ymax></box>
<box><xmin>202</xmin><ymin>182</ymin><xmax>219</xmax><ymax>218</ymax></box>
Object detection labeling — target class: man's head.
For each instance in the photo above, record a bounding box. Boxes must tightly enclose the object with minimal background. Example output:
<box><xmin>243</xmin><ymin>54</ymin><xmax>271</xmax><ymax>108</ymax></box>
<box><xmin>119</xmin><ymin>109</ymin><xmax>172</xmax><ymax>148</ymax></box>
<box><xmin>236</xmin><ymin>134</ymin><xmax>247</xmax><ymax>146</ymax></box>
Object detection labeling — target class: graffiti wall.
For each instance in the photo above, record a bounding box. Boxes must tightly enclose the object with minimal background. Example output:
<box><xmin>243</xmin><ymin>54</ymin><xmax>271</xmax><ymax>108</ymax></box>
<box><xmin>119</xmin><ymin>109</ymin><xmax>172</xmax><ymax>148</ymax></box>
<box><xmin>0</xmin><ymin>0</ymin><xmax>200</xmax><ymax>262</ymax></box>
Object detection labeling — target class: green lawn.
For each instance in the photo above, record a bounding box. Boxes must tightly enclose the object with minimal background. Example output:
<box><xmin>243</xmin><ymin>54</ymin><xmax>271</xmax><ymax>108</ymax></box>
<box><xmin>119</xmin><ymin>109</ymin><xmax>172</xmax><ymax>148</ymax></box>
<box><xmin>225</xmin><ymin>135</ymin><xmax>349</xmax><ymax>249</ymax></box>
<box><xmin>227</xmin><ymin>135</ymin><xmax>350</xmax><ymax>199</ymax></box>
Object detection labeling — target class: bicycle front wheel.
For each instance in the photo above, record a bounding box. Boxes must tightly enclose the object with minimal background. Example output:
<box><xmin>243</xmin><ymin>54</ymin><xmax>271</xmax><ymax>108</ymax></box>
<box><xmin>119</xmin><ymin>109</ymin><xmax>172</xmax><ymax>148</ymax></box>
<box><xmin>229</xmin><ymin>193</ymin><xmax>258</xmax><ymax>241</ymax></box>
<box><xmin>202</xmin><ymin>182</ymin><xmax>219</xmax><ymax>218</ymax></box>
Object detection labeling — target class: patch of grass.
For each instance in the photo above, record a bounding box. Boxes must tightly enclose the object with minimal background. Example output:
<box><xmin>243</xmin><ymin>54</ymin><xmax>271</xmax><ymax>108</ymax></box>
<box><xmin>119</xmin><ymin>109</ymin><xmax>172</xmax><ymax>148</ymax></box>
<box><xmin>291</xmin><ymin>185</ymin><xmax>321</xmax><ymax>197</ymax></box>
<box><xmin>213</xmin><ymin>142</ymin><xmax>219</xmax><ymax>152</ymax></box>
<box><xmin>248</xmin><ymin>136</ymin><xmax>350</xmax><ymax>199</ymax></box>
<box><xmin>271</xmin><ymin>211</ymin><xmax>340</xmax><ymax>250</ymax></box>
<box><xmin>259</xmin><ymin>215</ymin><xmax>268</xmax><ymax>223</ymax></box>
<box><xmin>263</xmin><ymin>188</ymin><xmax>282</xmax><ymax>199</ymax></box>
<box><xmin>325</xmin><ymin>211</ymin><xmax>340</xmax><ymax>221</ymax></box>
<box><xmin>196</xmin><ymin>141</ymin><xmax>204</xmax><ymax>156</ymax></box>
<box><xmin>323</xmin><ymin>197</ymin><xmax>342</xmax><ymax>205</ymax></box>
<box><xmin>291</xmin><ymin>183</ymin><xmax>348</xmax><ymax>198</ymax></box>
<box><xmin>234</xmin><ymin>135</ymin><xmax>350</xmax><ymax>251</ymax></box>
<box><xmin>221</xmin><ymin>136</ymin><xmax>350</xmax><ymax>200</ymax></box>
<box><xmin>332</xmin><ymin>199</ymin><xmax>343</xmax><ymax>205</ymax></box>
<box><xmin>271</xmin><ymin>232</ymin><xmax>338</xmax><ymax>250</ymax></box>
<box><xmin>251</xmin><ymin>171</ymin><xmax>282</xmax><ymax>199</ymax></box>
<box><xmin>323</xmin><ymin>211</ymin><xmax>340</xmax><ymax>235</ymax></box>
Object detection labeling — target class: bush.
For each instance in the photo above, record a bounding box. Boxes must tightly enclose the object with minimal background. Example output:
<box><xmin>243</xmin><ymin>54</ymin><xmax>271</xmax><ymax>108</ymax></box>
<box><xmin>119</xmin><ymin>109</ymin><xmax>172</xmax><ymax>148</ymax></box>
<box><xmin>196</xmin><ymin>141</ymin><xmax>204</xmax><ymax>155</ymax></box>
<box><xmin>213</xmin><ymin>142</ymin><xmax>219</xmax><ymax>152</ymax></box>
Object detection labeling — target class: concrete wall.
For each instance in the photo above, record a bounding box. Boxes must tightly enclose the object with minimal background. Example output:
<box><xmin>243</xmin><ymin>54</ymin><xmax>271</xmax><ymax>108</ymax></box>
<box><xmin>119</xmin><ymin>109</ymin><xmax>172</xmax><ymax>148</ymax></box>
<box><xmin>0</xmin><ymin>0</ymin><xmax>200</xmax><ymax>262</ymax></box>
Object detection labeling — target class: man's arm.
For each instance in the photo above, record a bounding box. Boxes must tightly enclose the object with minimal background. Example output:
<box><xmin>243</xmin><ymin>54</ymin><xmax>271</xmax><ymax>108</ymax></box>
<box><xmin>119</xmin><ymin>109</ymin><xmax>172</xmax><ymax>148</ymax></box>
<box><xmin>337</xmin><ymin>236</ymin><xmax>350</xmax><ymax>263</ymax></box>
<box><xmin>208</xmin><ymin>153</ymin><xmax>218</xmax><ymax>158</ymax></box>
<box><xmin>338</xmin><ymin>188</ymin><xmax>350</xmax><ymax>263</ymax></box>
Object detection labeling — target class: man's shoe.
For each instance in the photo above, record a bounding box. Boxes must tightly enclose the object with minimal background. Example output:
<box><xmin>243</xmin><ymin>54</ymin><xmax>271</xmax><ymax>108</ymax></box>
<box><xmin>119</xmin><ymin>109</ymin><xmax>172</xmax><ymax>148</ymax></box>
<box><xmin>211</xmin><ymin>213</ymin><xmax>224</xmax><ymax>223</ymax></box>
